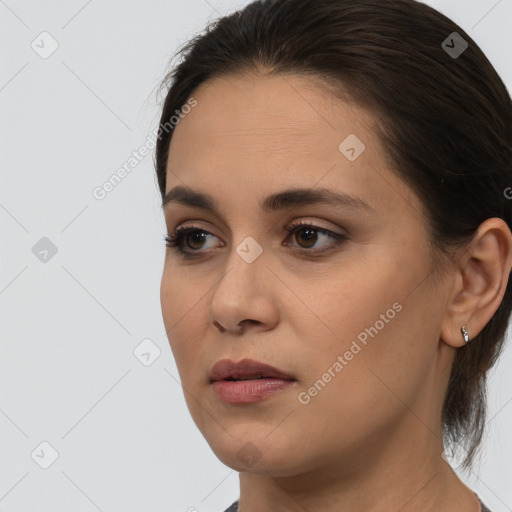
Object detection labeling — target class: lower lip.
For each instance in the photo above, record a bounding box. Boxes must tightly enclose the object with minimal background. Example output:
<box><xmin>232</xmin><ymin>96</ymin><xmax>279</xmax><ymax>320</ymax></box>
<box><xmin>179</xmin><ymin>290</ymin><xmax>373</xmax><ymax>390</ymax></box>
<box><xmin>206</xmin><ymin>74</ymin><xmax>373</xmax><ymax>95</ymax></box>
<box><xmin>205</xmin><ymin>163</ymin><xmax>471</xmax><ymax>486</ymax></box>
<box><xmin>211</xmin><ymin>378</ymin><xmax>296</xmax><ymax>403</ymax></box>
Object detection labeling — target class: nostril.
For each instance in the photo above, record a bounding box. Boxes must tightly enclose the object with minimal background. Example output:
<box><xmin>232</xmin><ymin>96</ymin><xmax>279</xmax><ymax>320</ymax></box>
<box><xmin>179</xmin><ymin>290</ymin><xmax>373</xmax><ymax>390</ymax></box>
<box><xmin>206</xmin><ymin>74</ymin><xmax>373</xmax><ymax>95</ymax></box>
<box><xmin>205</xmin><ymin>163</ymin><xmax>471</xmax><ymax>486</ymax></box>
<box><xmin>213</xmin><ymin>320</ymin><xmax>226</xmax><ymax>332</ymax></box>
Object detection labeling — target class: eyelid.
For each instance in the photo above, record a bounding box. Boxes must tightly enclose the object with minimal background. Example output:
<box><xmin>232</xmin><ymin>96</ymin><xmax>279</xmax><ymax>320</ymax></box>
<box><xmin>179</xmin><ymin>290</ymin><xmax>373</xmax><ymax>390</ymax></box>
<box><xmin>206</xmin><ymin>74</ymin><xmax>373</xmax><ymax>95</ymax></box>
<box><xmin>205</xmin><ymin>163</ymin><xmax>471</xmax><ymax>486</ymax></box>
<box><xmin>165</xmin><ymin>219</ymin><xmax>348</xmax><ymax>258</ymax></box>
<box><xmin>170</xmin><ymin>216</ymin><xmax>345</xmax><ymax>237</ymax></box>
<box><xmin>282</xmin><ymin>218</ymin><xmax>346</xmax><ymax>235</ymax></box>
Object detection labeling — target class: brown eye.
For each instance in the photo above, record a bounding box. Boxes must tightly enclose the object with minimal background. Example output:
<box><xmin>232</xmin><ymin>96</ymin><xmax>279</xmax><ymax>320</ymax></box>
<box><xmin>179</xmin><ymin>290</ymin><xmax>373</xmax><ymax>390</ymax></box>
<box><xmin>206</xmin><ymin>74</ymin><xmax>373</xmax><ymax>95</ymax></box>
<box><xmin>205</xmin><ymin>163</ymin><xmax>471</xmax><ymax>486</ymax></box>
<box><xmin>293</xmin><ymin>226</ymin><xmax>318</xmax><ymax>249</ymax></box>
<box><xmin>284</xmin><ymin>222</ymin><xmax>348</xmax><ymax>253</ymax></box>
<box><xmin>165</xmin><ymin>227</ymin><xmax>219</xmax><ymax>256</ymax></box>
<box><xmin>184</xmin><ymin>231</ymin><xmax>208</xmax><ymax>250</ymax></box>
<box><xmin>165</xmin><ymin>222</ymin><xmax>348</xmax><ymax>258</ymax></box>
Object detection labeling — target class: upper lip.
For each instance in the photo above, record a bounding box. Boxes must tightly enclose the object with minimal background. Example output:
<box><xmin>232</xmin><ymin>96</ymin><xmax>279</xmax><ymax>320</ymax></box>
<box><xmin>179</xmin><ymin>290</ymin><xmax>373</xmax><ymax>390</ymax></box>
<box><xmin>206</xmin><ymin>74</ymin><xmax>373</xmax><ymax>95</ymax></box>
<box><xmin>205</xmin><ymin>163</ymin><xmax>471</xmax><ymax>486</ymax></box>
<box><xmin>209</xmin><ymin>358</ymin><xmax>296</xmax><ymax>382</ymax></box>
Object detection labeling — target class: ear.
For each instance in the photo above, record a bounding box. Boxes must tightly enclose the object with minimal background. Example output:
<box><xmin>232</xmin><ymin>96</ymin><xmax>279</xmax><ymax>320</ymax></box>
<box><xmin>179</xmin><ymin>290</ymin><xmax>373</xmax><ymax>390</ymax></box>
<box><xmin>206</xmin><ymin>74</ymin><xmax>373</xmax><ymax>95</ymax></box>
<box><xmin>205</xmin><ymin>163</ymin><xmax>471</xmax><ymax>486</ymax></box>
<box><xmin>440</xmin><ymin>218</ymin><xmax>512</xmax><ymax>348</ymax></box>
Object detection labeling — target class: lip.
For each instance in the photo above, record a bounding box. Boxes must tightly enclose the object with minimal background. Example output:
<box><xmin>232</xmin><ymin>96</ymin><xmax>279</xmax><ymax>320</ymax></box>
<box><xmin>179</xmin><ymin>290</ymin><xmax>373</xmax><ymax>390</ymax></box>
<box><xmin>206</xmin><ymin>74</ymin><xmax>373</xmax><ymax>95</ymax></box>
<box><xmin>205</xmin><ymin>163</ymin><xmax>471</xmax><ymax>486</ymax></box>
<box><xmin>209</xmin><ymin>358</ymin><xmax>296</xmax><ymax>382</ymax></box>
<box><xmin>209</xmin><ymin>358</ymin><xmax>297</xmax><ymax>404</ymax></box>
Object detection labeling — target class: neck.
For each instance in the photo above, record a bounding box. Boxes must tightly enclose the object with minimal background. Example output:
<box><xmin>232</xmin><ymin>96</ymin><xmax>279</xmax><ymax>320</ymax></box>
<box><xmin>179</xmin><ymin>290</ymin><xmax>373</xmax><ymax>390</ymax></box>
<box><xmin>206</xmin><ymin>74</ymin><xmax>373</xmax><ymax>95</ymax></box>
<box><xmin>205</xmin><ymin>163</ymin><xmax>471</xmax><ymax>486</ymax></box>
<box><xmin>238</xmin><ymin>416</ymin><xmax>480</xmax><ymax>512</ymax></box>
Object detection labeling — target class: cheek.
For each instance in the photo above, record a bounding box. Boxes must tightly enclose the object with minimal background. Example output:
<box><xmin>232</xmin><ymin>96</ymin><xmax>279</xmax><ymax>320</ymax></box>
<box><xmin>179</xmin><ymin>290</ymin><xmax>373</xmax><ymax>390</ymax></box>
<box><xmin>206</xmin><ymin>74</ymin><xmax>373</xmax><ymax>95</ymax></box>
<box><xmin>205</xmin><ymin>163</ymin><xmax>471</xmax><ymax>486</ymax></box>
<box><xmin>291</xmin><ymin>249</ymin><xmax>434</xmax><ymax>403</ymax></box>
<box><xmin>160</xmin><ymin>270</ymin><xmax>206</xmax><ymax>370</ymax></box>
<box><xmin>296</xmin><ymin>262</ymin><xmax>399</xmax><ymax>352</ymax></box>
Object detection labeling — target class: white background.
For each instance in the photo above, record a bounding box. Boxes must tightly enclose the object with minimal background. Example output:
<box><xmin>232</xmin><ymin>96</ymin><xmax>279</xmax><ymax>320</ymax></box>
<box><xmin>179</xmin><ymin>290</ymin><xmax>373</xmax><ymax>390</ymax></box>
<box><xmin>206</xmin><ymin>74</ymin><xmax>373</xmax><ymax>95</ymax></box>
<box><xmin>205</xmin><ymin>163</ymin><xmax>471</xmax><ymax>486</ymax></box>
<box><xmin>0</xmin><ymin>0</ymin><xmax>511</xmax><ymax>511</ymax></box>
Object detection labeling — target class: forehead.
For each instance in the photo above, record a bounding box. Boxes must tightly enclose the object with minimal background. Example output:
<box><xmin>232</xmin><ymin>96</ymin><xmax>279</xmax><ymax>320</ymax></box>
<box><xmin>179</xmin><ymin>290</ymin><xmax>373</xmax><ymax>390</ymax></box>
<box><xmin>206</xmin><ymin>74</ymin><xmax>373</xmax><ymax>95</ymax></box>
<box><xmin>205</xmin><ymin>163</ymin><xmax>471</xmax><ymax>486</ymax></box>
<box><xmin>168</xmin><ymin>73</ymin><xmax>375</xmax><ymax>161</ymax></box>
<box><xmin>165</xmin><ymin>72</ymin><xmax>423</xmax><ymax>221</ymax></box>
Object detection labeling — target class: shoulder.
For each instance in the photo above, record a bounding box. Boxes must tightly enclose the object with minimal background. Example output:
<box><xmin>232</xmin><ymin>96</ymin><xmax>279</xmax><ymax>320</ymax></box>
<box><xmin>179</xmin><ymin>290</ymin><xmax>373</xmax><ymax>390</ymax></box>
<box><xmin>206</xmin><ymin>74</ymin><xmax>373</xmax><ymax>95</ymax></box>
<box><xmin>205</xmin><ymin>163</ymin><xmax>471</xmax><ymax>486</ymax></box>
<box><xmin>478</xmin><ymin>495</ymin><xmax>492</xmax><ymax>512</ymax></box>
<box><xmin>222</xmin><ymin>500</ymin><xmax>239</xmax><ymax>512</ymax></box>
<box><xmin>222</xmin><ymin>496</ymin><xmax>492</xmax><ymax>512</ymax></box>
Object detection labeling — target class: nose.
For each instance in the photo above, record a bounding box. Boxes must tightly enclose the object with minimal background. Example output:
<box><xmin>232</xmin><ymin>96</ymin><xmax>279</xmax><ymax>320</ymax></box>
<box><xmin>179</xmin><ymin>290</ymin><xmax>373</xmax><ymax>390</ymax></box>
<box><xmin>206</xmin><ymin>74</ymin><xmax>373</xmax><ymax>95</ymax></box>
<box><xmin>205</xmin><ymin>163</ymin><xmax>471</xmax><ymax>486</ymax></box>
<box><xmin>208</xmin><ymin>254</ymin><xmax>280</xmax><ymax>336</ymax></box>
<box><xmin>213</xmin><ymin>318</ymin><xmax>263</xmax><ymax>333</ymax></box>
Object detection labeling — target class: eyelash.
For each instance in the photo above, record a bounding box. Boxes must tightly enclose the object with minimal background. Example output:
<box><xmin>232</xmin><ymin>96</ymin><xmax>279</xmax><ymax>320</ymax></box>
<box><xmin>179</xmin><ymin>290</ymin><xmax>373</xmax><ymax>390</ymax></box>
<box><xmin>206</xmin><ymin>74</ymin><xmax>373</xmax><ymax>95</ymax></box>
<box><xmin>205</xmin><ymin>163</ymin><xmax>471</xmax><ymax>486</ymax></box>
<box><xmin>164</xmin><ymin>221</ymin><xmax>348</xmax><ymax>259</ymax></box>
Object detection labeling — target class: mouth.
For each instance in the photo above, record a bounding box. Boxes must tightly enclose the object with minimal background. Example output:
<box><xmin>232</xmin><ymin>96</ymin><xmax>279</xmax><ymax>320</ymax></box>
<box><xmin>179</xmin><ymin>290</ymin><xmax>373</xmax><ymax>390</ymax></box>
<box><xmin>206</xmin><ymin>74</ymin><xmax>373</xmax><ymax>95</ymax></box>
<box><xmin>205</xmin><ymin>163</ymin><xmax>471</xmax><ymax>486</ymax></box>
<box><xmin>209</xmin><ymin>358</ymin><xmax>297</xmax><ymax>404</ymax></box>
<box><xmin>209</xmin><ymin>358</ymin><xmax>297</xmax><ymax>383</ymax></box>
<box><xmin>223</xmin><ymin>376</ymin><xmax>277</xmax><ymax>381</ymax></box>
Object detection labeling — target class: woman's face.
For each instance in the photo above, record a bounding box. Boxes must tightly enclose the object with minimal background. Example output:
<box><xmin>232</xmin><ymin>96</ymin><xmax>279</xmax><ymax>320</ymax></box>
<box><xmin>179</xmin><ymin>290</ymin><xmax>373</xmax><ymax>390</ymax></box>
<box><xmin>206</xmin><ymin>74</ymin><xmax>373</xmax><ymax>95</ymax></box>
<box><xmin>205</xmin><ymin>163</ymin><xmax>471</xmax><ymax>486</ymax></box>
<box><xmin>160</xmin><ymin>73</ymin><xmax>454</xmax><ymax>476</ymax></box>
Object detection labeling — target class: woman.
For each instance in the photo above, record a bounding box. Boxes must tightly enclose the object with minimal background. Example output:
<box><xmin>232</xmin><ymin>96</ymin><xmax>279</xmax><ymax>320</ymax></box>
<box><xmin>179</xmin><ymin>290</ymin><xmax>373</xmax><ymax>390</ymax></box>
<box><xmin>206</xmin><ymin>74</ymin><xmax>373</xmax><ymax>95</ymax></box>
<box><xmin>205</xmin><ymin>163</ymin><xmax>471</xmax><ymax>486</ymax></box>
<box><xmin>155</xmin><ymin>0</ymin><xmax>512</xmax><ymax>510</ymax></box>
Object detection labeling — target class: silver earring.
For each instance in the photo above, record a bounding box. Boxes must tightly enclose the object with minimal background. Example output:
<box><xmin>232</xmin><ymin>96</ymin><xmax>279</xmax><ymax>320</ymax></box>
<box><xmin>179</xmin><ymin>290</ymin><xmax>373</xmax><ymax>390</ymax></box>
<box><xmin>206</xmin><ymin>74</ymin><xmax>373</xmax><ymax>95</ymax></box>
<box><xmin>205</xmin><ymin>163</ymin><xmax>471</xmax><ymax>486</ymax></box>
<box><xmin>461</xmin><ymin>325</ymin><xmax>470</xmax><ymax>344</ymax></box>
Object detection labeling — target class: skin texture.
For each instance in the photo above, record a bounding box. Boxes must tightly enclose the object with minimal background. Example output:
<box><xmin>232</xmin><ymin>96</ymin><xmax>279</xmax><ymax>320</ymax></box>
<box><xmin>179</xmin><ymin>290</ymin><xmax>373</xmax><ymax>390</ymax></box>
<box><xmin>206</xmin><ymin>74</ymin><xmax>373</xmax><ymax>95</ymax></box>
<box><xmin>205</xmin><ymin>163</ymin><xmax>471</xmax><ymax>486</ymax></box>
<box><xmin>160</xmin><ymin>72</ymin><xmax>512</xmax><ymax>512</ymax></box>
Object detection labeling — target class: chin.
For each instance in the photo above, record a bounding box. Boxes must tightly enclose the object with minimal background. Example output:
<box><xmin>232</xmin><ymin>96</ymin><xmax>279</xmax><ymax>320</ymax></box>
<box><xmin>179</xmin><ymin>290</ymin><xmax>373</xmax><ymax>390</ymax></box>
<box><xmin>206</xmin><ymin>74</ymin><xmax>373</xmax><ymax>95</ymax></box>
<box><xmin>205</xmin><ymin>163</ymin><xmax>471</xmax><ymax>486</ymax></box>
<box><xmin>207</xmin><ymin>434</ymin><xmax>307</xmax><ymax>476</ymax></box>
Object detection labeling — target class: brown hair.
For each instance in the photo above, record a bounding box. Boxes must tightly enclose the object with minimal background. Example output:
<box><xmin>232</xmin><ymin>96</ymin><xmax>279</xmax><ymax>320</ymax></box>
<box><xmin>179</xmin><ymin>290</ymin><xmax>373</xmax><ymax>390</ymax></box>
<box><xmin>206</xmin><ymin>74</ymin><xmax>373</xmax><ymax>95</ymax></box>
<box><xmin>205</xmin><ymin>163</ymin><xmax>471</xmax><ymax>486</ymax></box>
<box><xmin>154</xmin><ymin>0</ymin><xmax>512</xmax><ymax>470</ymax></box>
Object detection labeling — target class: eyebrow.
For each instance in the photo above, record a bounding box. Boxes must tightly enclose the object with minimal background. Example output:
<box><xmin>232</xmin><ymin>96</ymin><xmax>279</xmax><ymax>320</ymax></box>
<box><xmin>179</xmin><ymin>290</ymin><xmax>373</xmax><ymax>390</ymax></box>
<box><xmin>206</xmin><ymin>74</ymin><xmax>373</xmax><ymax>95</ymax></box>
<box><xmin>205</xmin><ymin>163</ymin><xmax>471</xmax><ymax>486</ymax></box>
<box><xmin>162</xmin><ymin>185</ymin><xmax>376</xmax><ymax>214</ymax></box>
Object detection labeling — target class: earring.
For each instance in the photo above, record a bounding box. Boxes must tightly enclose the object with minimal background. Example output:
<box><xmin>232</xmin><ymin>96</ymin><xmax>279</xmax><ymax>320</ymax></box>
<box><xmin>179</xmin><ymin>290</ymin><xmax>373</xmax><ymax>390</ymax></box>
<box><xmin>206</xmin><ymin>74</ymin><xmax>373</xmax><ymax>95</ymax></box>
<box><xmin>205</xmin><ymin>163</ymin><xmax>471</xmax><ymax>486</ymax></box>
<box><xmin>461</xmin><ymin>325</ymin><xmax>470</xmax><ymax>344</ymax></box>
